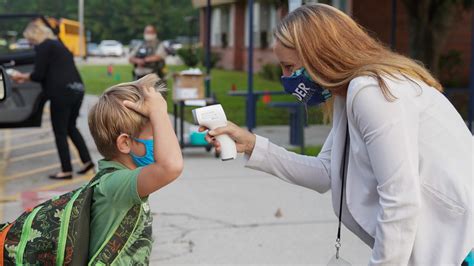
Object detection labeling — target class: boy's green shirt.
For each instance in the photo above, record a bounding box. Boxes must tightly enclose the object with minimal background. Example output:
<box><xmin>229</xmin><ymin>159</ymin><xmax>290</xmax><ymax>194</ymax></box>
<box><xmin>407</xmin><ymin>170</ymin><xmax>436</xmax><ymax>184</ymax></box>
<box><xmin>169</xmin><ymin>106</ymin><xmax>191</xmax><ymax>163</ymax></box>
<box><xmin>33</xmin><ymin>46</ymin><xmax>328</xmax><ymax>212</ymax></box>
<box><xmin>89</xmin><ymin>159</ymin><xmax>153</xmax><ymax>265</ymax></box>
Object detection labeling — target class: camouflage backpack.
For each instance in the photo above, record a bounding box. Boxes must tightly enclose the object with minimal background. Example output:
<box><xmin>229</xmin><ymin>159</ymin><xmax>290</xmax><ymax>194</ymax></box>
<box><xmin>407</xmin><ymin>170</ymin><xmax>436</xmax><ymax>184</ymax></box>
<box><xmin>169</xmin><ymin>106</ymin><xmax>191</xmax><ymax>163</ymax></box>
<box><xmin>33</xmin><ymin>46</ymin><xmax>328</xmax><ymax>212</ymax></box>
<box><xmin>0</xmin><ymin>167</ymin><xmax>143</xmax><ymax>265</ymax></box>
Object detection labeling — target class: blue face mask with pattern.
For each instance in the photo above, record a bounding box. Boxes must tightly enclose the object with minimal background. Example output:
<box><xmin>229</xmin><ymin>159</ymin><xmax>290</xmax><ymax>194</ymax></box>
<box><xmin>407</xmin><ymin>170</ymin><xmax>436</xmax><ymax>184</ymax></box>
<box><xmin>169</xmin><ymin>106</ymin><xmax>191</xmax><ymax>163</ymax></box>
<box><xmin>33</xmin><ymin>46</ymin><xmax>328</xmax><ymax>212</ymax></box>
<box><xmin>130</xmin><ymin>138</ymin><xmax>155</xmax><ymax>167</ymax></box>
<box><xmin>280</xmin><ymin>67</ymin><xmax>332</xmax><ymax>106</ymax></box>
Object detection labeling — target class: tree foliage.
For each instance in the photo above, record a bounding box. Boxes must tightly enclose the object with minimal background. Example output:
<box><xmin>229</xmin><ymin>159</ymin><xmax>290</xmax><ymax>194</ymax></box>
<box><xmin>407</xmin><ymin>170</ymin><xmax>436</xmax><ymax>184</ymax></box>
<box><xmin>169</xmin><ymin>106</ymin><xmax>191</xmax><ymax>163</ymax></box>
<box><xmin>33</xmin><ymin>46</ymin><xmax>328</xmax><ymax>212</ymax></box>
<box><xmin>401</xmin><ymin>0</ymin><xmax>472</xmax><ymax>77</ymax></box>
<box><xmin>0</xmin><ymin>0</ymin><xmax>199</xmax><ymax>43</ymax></box>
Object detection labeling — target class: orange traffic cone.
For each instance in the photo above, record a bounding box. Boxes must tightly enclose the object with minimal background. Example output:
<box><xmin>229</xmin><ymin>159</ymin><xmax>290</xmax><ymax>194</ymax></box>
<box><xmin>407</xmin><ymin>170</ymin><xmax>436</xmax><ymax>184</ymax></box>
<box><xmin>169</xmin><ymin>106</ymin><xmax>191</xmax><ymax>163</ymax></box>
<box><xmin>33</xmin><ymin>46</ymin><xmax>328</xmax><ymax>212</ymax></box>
<box><xmin>262</xmin><ymin>91</ymin><xmax>272</xmax><ymax>104</ymax></box>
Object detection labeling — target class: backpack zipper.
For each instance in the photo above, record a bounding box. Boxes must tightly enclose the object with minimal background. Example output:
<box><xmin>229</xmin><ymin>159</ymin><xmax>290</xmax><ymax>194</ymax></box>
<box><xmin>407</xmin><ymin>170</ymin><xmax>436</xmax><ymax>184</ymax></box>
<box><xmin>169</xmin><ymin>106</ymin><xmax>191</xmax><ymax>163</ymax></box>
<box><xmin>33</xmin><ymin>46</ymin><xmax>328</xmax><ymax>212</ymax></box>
<box><xmin>56</xmin><ymin>188</ymin><xmax>83</xmax><ymax>265</ymax></box>
<box><xmin>16</xmin><ymin>205</ymin><xmax>43</xmax><ymax>265</ymax></box>
<box><xmin>110</xmin><ymin>205</ymin><xmax>143</xmax><ymax>265</ymax></box>
<box><xmin>89</xmin><ymin>205</ymin><xmax>142</xmax><ymax>265</ymax></box>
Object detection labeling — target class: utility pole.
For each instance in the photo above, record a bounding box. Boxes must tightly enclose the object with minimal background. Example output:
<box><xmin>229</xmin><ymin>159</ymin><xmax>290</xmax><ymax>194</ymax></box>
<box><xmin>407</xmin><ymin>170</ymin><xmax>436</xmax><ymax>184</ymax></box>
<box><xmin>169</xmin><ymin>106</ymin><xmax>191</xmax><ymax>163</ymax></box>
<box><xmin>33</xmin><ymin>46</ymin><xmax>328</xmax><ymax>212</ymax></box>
<box><xmin>205</xmin><ymin>0</ymin><xmax>212</xmax><ymax>97</ymax></box>
<box><xmin>469</xmin><ymin>9</ymin><xmax>474</xmax><ymax>133</ymax></box>
<box><xmin>78</xmin><ymin>0</ymin><xmax>85</xmax><ymax>59</ymax></box>
<box><xmin>246</xmin><ymin>0</ymin><xmax>255</xmax><ymax>131</ymax></box>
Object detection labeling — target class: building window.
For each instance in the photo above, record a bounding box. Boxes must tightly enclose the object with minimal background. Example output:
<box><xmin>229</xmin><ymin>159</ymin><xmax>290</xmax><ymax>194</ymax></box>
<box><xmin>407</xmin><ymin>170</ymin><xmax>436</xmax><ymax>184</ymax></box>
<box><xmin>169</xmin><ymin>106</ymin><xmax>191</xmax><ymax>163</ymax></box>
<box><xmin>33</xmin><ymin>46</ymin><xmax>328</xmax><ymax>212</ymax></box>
<box><xmin>221</xmin><ymin>6</ymin><xmax>230</xmax><ymax>48</ymax></box>
<box><xmin>259</xmin><ymin>3</ymin><xmax>270</xmax><ymax>49</ymax></box>
<box><xmin>310</xmin><ymin>0</ymin><xmax>349</xmax><ymax>13</ymax></box>
<box><xmin>211</xmin><ymin>5</ymin><xmax>232</xmax><ymax>48</ymax></box>
<box><xmin>211</xmin><ymin>7</ymin><xmax>222</xmax><ymax>47</ymax></box>
<box><xmin>245</xmin><ymin>1</ymin><xmax>278</xmax><ymax>49</ymax></box>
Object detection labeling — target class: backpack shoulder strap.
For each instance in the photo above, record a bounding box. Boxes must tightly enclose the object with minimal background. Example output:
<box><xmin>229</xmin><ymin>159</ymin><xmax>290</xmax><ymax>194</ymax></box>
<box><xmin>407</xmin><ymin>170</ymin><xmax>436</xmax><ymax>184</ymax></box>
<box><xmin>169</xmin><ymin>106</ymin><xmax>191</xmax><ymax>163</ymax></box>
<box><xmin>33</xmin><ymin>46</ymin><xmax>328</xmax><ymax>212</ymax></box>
<box><xmin>88</xmin><ymin>204</ymin><xmax>142</xmax><ymax>265</ymax></box>
<box><xmin>89</xmin><ymin>167</ymin><xmax>117</xmax><ymax>187</ymax></box>
<box><xmin>0</xmin><ymin>223</ymin><xmax>13</xmax><ymax>264</ymax></box>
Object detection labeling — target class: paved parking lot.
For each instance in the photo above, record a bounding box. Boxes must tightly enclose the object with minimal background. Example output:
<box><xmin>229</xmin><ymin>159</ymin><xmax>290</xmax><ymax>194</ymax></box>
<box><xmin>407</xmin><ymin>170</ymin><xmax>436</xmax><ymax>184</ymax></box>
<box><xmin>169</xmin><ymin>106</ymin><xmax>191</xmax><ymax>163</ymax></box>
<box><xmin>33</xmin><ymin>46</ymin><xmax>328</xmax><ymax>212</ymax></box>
<box><xmin>0</xmin><ymin>95</ymin><xmax>370</xmax><ymax>265</ymax></box>
<box><xmin>0</xmin><ymin>109</ymin><xmax>96</xmax><ymax>222</ymax></box>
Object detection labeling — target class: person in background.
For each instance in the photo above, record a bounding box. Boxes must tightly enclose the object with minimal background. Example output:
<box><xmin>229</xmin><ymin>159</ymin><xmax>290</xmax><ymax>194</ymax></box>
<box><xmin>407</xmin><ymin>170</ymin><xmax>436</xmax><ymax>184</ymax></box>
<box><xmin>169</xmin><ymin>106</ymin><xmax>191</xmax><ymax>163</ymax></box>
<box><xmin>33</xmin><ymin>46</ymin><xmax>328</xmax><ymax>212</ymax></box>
<box><xmin>11</xmin><ymin>21</ymin><xmax>94</xmax><ymax>180</ymax></box>
<box><xmin>129</xmin><ymin>25</ymin><xmax>168</xmax><ymax>80</ymax></box>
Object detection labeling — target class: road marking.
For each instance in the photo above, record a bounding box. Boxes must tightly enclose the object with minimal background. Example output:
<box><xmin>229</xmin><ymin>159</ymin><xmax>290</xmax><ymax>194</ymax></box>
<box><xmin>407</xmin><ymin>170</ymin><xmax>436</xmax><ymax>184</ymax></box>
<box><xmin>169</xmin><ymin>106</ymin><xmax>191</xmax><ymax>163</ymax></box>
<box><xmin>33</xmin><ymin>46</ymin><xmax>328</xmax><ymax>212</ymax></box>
<box><xmin>6</xmin><ymin>127</ymin><xmax>52</xmax><ymax>140</ymax></box>
<box><xmin>0</xmin><ymin>130</ymin><xmax>11</xmax><ymax>221</ymax></box>
<box><xmin>0</xmin><ymin>195</ymin><xmax>16</xmax><ymax>203</ymax></box>
<box><xmin>41</xmin><ymin>121</ymin><xmax>52</xmax><ymax>128</ymax></box>
<box><xmin>4</xmin><ymin>159</ymin><xmax>80</xmax><ymax>181</ymax></box>
<box><xmin>32</xmin><ymin>172</ymin><xmax>93</xmax><ymax>191</ymax></box>
<box><xmin>8</xmin><ymin>149</ymin><xmax>57</xmax><ymax>163</ymax></box>
<box><xmin>0</xmin><ymin>172</ymin><xmax>93</xmax><ymax>204</ymax></box>
<box><xmin>0</xmin><ymin>137</ymin><xmax>54</xmax><ymax>152</ymax></box>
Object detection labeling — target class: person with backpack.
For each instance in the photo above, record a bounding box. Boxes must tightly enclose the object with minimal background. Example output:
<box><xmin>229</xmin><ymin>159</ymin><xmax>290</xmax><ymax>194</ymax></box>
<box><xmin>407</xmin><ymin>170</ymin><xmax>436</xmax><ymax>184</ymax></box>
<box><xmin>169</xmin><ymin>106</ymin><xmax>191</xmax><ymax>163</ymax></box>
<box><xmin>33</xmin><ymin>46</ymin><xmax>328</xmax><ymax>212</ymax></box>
<box><xmin>129</xmin><ymin>25</ymin><xmax>168</xmax><ymax>80</ymax></box>
<box><xmin>1</xmin><ymin>74</ymin><xmax>183</xmax><ymax>264</ymax></box>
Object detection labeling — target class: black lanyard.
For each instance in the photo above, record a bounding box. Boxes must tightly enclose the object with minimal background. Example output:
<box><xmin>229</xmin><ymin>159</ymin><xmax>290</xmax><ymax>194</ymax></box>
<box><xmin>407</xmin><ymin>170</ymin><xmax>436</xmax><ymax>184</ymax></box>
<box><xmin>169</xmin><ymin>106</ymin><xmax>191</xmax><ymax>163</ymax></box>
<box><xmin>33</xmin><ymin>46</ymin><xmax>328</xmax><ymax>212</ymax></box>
<box><xmin>335</xmin><ymin>125</ymin><xmax>349</xmax><ymax>258</ymax></box>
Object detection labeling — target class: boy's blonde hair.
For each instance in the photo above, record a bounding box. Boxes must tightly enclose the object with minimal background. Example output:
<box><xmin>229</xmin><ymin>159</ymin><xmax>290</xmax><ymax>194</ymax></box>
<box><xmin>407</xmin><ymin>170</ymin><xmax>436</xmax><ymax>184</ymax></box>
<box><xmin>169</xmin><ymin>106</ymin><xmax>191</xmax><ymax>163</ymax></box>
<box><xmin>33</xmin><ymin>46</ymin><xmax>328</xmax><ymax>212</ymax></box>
<box><xmin>88</xmin><ymin>74</ymin><xmax>166</xmax><ymax>160</ymax></box>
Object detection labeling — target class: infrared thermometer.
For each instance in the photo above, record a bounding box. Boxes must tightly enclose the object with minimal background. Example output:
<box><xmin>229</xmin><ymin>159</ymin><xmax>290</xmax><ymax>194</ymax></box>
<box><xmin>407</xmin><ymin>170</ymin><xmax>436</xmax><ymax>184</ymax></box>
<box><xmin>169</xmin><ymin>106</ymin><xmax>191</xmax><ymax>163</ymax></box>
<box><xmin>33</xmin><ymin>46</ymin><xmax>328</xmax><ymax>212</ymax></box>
<box><xmin>192</xmin><ymin>104</ymin><xmax>237</xmax><ymax>161</ymax></box>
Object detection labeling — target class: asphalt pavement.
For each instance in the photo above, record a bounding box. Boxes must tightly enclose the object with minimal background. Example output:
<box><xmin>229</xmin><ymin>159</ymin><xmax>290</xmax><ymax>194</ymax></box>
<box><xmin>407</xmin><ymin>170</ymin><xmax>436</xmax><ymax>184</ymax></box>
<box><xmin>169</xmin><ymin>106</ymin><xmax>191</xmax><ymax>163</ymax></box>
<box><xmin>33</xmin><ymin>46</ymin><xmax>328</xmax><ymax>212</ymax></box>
<box><xmin>0</xmin><ymin>95</ymin><xmax>370</xmax><ymax>265</ymax></box>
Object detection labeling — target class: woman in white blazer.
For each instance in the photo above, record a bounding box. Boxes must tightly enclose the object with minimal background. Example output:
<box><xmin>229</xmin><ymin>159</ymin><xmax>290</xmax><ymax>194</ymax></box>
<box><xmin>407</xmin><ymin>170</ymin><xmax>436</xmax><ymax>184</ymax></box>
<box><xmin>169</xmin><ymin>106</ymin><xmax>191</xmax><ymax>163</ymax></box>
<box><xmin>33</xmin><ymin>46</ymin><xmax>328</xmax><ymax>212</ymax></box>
<box><xmin>203</xmin><ymin>4</ymin><xmax>473</xmax><ymax>266</ymax></box>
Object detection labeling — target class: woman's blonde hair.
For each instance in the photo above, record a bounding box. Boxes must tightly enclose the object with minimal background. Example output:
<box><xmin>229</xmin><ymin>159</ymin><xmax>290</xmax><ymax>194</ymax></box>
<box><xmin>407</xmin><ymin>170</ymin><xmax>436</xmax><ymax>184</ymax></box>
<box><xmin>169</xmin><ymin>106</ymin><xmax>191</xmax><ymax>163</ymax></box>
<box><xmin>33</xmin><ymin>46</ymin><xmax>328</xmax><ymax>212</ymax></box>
<box><xmin>274</xmin><ymin>4</ymin><xmax>442</xmax><ymax>101</ymax></box>
<box><xmin>88</xmin><ymin>74</ymin><xmax>166</xmax><ymax>159</ymax></box>
<box><xmin>23</xmin><ymin>20</ymin><xmax>56</xmax><ymax>44</ymax></box>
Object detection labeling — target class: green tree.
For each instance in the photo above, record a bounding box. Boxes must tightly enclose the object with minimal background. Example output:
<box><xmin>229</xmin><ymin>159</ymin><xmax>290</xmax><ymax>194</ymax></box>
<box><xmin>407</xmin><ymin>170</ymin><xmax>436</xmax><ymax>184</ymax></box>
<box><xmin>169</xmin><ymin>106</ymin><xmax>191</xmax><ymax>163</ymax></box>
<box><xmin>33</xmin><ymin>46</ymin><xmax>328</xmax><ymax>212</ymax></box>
<box><xmin>401</xmin><ymin>0</ymin><xmax>472</xmax><ymax>77</ymax></box>
<box><xmin>83</xmin><ymin>0</ymin><xmax>198</xmax><ymax>43</ymax></box>
<box><xmin>0</xmin><ymin>0</ymin><xmax>198</xmax><ymax>43</ymax></box>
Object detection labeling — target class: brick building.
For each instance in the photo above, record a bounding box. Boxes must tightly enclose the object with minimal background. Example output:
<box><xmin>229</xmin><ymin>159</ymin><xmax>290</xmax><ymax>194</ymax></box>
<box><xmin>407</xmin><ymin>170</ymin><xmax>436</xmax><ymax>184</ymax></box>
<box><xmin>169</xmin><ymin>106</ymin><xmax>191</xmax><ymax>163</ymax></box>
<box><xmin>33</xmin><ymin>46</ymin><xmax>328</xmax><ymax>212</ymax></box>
<box><xmin>193</xmin><ymin>0</ymin><xmax>472</xmax><ymax>84</ymax></box>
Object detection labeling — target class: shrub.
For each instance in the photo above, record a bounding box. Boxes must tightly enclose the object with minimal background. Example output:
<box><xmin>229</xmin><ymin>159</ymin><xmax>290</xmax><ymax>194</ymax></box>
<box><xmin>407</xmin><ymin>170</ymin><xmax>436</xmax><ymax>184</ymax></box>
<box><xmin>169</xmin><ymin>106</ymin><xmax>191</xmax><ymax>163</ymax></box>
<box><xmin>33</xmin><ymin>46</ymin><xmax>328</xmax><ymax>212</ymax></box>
<box><xmin>196</xmin><ymin>47</ymin><xmax>221</xmax><ymax>69</ymax></box>
<box><xmin>439</xmin><ymin>50</ymin><xmax>464</xmax><ymax>87</ymax></box>
<box><xmin>177</xmin><ymin>47</ymin><xmax>221</xmax><ymax>68</ymax></box>
<box><xmin>176</xmin><ymin>48</ymin><xmax>199</xmax><ymax>67</ymax></box>
<box><xmin>259</xmin><ymin>63</ymin><xmax>282</xmax><ymax>82</ymax></box>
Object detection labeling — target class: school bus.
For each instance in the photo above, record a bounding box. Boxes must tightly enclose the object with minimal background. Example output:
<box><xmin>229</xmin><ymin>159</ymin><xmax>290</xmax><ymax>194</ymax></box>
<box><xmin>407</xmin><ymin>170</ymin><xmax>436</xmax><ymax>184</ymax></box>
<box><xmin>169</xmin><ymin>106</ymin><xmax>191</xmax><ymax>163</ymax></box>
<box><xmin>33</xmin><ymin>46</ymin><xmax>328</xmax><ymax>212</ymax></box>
<box><xmin>46</xmin><ymin>17</ymin><xmax>86</xmax><ymax>57</ymax></box>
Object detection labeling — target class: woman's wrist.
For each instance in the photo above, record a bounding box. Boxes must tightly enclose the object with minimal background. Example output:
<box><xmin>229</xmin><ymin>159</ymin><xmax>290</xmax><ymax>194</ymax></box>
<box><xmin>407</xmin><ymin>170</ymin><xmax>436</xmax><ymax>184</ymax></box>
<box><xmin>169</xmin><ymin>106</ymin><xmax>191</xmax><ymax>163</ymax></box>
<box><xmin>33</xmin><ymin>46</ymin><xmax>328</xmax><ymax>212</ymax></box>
<box><xmin>244</xmin><ymin>134</ymin><xmax>257</xmax><ymax>156</ymax></box>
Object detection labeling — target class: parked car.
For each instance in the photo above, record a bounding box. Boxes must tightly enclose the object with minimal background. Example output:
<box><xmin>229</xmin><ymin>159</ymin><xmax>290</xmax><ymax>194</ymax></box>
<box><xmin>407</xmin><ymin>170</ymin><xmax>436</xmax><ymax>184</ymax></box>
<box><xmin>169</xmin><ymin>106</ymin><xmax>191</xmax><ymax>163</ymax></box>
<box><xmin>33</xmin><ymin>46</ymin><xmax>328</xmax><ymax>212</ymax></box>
<box><xmin>161</xmin><ymin>40</ymin><xmax>182</xmax><ymax>56</ymax></box>
<box><xmin>0</xmin><ymin>66</ymin><xmax>10</xmax><ymax>101</ymax></box>
<box><xmin>98</xmin><ymin>40</ymin><xmax>124</xmax><ymax>57</ymax></box>
<box><xmin>10</xmin><ymin>38</ymin><xmax>32</xmax><ymax>50</ymax></box>
<box><xmin>162</xmin><ymin>40</ymin><xmax>182</xmax><ymax>50</ymax></box>
<box><xmin>86</xmin><ymin>42</ymin><xmax>102</xmax><ymax>57</ymax></box>
<box><xmin>0</xmin><ymin>14</ymin><xmax>46</xmax><ymax>128</ymax></box>
<box><xmin>128</xmin><ymin>39</ymin><xmax>143</xmax><ymax>53</ymax></box>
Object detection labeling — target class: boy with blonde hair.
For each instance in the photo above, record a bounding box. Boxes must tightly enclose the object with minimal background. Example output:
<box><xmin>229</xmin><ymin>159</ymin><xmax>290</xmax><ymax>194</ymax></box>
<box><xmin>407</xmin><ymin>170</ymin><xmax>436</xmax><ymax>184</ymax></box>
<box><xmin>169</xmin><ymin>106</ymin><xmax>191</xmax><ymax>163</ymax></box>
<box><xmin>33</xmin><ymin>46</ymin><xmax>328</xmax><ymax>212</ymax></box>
<box><xmin>87</xmin><ymin>74</ymin><xmax>183</xmax><ymax>264</ymax></box>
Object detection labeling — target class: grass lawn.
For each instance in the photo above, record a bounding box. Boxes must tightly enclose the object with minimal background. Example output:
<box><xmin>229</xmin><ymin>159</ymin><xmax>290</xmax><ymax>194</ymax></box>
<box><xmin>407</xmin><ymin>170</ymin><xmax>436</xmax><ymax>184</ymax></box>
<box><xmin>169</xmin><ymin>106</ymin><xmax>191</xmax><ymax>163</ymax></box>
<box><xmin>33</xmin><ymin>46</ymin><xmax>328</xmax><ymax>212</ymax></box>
<box><xmin>78</xmin><ymin>65</ymin><xmax>134</xmax><ymax>94</ymax></box>
<box><xmin>78</xmin><ymin>64</ymin><xmax>325</xmax><ymax>126</ymax></box>
<box><xmin>290</xmin><ymin>145</ymin><xmax>323</xmax><ymax>156</ymax></box>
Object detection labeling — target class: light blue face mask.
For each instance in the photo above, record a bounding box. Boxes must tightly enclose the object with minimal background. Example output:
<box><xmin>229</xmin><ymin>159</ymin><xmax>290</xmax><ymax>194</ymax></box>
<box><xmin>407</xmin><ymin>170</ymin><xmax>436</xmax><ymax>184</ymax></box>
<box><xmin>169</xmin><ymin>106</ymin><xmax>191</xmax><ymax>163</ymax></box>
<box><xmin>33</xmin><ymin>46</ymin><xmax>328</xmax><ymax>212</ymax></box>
<box><xmin>130</xmin><ymin>138</ymin><xmax>155</xmax><ymax>167</ymax></box>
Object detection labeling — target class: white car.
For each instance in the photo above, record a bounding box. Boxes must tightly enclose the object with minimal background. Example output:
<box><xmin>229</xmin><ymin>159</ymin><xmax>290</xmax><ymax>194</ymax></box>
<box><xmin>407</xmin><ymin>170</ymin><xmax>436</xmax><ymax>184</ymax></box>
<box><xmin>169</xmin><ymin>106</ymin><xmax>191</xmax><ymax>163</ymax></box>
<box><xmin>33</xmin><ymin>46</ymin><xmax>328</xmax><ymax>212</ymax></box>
<box><xmin>98</xmin><ymin>40</ymin><xmax>124</xmax><ymax>57</ymax></box>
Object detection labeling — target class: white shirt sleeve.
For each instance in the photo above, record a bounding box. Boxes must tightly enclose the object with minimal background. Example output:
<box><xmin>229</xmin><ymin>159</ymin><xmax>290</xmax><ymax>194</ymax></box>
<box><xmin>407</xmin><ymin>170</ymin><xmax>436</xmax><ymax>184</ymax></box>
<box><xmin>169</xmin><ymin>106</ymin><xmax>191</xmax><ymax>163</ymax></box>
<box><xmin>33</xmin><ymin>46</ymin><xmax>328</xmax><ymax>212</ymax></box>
<box><xmin>349</xmin><ymin>82</ymin><xmax>421</xmax><ymax>266</ymax></box>
<box><xmin>245</xmin><ymin>132</ymin><xmax>333</xmax><ymax>194</ymax></box>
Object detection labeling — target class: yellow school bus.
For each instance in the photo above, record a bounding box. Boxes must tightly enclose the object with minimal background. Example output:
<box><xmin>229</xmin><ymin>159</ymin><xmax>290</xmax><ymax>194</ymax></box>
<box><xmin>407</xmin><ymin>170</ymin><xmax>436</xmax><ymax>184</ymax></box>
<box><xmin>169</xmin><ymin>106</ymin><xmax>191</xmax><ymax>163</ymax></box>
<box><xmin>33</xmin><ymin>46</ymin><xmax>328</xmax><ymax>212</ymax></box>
<box><xmin>46</xmin><ymin>17</ymin><xmax>86</xmax><ymax>57</ymax></box>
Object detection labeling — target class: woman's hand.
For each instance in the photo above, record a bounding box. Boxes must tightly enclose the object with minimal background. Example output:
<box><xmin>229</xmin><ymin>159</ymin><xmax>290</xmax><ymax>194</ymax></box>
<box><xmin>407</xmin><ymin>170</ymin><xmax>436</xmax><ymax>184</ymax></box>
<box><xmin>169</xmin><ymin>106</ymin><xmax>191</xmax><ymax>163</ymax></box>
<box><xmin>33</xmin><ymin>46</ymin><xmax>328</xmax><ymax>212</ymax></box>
<box><xmin>11</xmin><ymin>72</ymin><xmax>29</xmax><ymax>84</ymax></box>
<box><xmin>200</xmin><ymin>121</ymin><xmax>256</xmax><ymax>156</ymax></box>
<box><xmin>123</xmin><ymin>86</ymin><xmax>167</xmax><ymax>117</ymax></box>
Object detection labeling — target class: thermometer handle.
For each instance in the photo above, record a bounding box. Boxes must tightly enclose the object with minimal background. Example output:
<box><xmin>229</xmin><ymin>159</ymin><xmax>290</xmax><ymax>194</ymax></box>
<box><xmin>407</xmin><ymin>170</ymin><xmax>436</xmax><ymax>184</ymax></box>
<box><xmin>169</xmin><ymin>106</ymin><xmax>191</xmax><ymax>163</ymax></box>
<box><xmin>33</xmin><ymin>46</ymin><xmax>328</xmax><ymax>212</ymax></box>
<box><xmin>215</xmin><ymin>134</ymin><xmax>237</xmax><ymax>161</ymax></box>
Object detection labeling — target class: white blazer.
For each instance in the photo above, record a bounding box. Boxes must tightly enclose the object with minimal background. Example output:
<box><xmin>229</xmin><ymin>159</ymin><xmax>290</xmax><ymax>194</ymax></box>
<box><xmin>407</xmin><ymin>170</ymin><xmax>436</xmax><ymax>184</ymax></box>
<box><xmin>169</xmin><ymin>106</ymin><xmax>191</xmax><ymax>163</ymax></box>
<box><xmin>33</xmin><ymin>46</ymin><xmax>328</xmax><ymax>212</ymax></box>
<box><xmin>246</xmin><ymin>76</ymin><xmax>473</xmax><ymax>265</ymax></box>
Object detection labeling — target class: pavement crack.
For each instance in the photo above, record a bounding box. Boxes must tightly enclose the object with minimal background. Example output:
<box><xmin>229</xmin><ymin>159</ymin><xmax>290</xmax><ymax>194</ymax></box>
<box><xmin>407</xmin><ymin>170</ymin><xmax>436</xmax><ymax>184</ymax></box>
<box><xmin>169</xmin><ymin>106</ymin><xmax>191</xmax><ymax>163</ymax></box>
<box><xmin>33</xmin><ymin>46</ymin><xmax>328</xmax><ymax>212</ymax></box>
<box><xmin>151</xmin><ymin>211</ymin><xmax>334</xmax><ymax>262</ymax></box>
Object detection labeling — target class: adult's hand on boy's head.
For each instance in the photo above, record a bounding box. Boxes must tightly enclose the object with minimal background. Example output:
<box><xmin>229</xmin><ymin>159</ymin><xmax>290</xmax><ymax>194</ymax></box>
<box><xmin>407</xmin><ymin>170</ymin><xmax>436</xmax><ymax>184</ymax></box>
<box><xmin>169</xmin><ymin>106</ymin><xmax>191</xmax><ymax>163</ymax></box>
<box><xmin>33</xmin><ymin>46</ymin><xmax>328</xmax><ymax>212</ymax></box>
<box><xmin>123</xmin><ymin>86</ymin><xmax>167</xmax><ymax>117</ymax></box>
